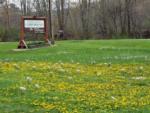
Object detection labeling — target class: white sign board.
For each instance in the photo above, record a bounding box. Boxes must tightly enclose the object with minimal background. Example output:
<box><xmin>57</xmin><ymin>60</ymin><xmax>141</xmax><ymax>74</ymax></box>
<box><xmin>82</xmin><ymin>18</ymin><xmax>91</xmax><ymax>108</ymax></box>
<box><xmin>24</xmin><ymin>20</ymin><xmax>44</xmax><ymax>28</ymax></box>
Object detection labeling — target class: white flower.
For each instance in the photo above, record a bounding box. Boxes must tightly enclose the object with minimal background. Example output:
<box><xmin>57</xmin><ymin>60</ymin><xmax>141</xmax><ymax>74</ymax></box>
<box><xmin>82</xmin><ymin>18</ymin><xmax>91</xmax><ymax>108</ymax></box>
<box><xmin>71</xmin><ymin>60</ymin><xmax>74</xmax><ymax>63</ymax></box>
<box><xmin>53</xmin><ymin>96</ymin><xmax>59</xmax><ymax>100</ymax></box>
<box><xmin>111</xmin><ymin>96</ymin><xmax>116</xmax><ymax>100</ymax></box>
<box><xmin>60</xmin><ymin>63</ymin><xmax>64</xmax><ymax>65</ymax></box>
<box><xmin>132</xmin><ymin>77</ymin><xmax>146</xmax><ymax>80</ymax></box>
<box><xmin>82</xmin><ymin>70</ymin><xmax>85</xmax><ymax>73</ymax></box>
<box><xmin>20</xmin><ymin>87</ymin><xmax>26</xmax><ymax>92</ymax></box>
<box><xmin>68</xmin><ymin>76</ymin><xmax>73</xmax><ymax>80</ymax></box>
<box><xmin>76</xmin><ymin>69</ymin><xmax>80</xmax><ymax>73</ymax></box>
<box><xmin>32</xmin><ymin>66</ymin><xmax>36</xmax><ymax>70</ymax></box>
<box><xmin>104</xmin><ymin>63</ymin><xmax>108</xmax><ymax>65</ymax></box>
<box><xmin>26</xmin><ymin>77</ymin><xmax>32</xmax><ymax>82</ymax></box>
<box><xmin>49</xmin><ymin>72</ymin><xmax>53</xmax><ymax>74</ymax></box>
<box><xmin>96</xmin><ymin>72</ymin><xmax>102</xmax><ymax>76</ymax></box>
<box><xmin>59</xmin><ymin>68</ymin><xmax>65</xmax><ymax>72</ymax></box>
<box><xmin>35</xmin><ymin>84</ymin><xmax>40</xmax><ymax>89</ymax></box>
<box><xmin>91</xmin><ymin>60</ymin><xmax>96</xmax><ymax>64</ymax></box>
<box><xmin>139</xmin><ymin>66</ymin><xmax>144</xmax><ymax>70</ymax></box>
<box><xmin>120</xmin><ymin>68</ymin><xmax>126</xmax><ymax>72</ymax></box>
<box><xmin>13</xmin><ymin>64</ymin><xmax>20</xmax><ymax>69</ymax></box>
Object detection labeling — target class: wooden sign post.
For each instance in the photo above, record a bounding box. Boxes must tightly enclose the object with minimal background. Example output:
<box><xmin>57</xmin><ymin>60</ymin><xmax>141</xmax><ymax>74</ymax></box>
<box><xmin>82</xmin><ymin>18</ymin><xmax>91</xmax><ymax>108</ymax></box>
<box><xmin>18</xmin><ymin>16</ymin><xmax>51</xmax><ymax>49</ymax></box>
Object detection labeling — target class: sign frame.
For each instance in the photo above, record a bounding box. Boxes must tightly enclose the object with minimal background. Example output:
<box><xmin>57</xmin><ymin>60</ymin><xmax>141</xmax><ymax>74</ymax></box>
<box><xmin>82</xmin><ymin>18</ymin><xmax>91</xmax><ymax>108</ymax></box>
<box><xmin>18</xmin><ymin>16</ymin><xmax>51</xmax><ymax>49</ymax></box>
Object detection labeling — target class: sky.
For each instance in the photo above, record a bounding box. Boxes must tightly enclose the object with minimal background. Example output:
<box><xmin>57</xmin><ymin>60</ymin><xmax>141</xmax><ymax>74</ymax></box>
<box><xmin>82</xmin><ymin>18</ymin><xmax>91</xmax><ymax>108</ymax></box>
<box><xmin>10</xmin><ymin>0</ymin><xmax>78</xmax><ymax>8</ymax></box>
<box><xmin>10</xmin><ymin>0</ymin><xmax>20</xmax><ymax>7</ymax></box>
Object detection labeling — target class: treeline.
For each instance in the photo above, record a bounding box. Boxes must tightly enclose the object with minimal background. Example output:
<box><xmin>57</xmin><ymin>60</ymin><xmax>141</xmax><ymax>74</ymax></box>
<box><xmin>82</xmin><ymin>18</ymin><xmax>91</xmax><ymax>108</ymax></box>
<box><xmin>0</xmin><ymin>0</ymin><xmax>150</xmax><ymax>41</ymax></box>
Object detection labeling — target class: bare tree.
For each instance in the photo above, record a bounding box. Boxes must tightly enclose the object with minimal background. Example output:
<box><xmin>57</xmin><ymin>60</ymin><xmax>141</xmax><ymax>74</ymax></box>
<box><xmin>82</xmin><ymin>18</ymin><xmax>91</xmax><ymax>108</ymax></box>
<box><xmin>1</xmin><ymin>0</ymin><xmax>150</xmax><ymax>41</ymax></box>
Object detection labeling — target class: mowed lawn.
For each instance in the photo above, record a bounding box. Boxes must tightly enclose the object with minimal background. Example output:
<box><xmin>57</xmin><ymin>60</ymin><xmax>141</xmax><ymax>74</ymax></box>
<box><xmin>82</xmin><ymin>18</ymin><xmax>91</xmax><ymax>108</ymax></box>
<box><xmin>0</xmin><ymin>39</ymin><xmax>150</xmax><ymax>63</ymax></box>
<box><xmin>0</xmin><ymin>40</ymin><xmax>150</xmax><ymax>113</ymax></box>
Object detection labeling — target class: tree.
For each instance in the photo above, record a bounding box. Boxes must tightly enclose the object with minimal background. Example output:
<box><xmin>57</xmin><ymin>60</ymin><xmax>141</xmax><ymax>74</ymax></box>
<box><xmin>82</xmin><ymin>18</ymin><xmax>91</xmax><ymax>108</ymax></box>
<box><xmin>48</xmin><ymin>0</ymin><xmax>52</xmax><ymax>39</ymax></box>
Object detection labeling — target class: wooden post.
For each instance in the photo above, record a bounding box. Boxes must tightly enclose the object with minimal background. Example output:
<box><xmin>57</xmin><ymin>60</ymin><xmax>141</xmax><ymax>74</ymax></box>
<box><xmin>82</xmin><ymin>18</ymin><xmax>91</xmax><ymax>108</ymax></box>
<box><xmin>18</xmin><ymin>16</ymin><xmax>27</xmax><ymax>48</ymax></box>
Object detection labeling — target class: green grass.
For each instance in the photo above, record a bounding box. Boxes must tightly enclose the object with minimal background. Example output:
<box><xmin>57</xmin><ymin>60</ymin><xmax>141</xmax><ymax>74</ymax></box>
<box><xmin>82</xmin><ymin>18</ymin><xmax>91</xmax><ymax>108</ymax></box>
<box><xmin>0</xmin><ymin>39</ymin><xmax>150</xmax><ymax>64</ymax></box>
<box><xmin>0</xmin><ymin>39</ymin><xmax>150</xmax><ymax>113</ymax></box>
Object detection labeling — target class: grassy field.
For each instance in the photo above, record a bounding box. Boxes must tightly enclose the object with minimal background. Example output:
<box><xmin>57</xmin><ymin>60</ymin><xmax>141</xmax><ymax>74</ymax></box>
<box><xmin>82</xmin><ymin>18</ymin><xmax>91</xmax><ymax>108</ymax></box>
<box><xmin>0</xmin><ymin>40</ymin><xmax>150</xmax><ymax>113</ymax></box>
<box><xmin>0</xmin><ymin>39</ymin><xmax>150</xmax><ymax>64</ymax></box>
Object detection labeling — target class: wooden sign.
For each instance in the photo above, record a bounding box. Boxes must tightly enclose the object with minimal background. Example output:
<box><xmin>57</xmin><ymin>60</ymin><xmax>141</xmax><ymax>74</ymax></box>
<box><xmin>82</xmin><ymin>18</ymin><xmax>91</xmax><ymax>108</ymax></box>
<box><xmin>24</xmin><ymin>20</ymin><xmax>45</xmax><ymax>28</ymax></box>
<box><xmin>18</xmin><ymin>16</ymin><xmax>51</xmax><ymax>49</ymax></box>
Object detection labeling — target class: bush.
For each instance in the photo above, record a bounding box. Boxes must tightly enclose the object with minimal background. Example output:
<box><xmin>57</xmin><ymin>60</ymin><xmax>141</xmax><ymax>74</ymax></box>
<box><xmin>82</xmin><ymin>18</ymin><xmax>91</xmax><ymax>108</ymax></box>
<box><xmin>0</xmin><ymin>26</ymin><xmax>19</xmax><ymax>42</ymax></box>
<box><xmin>0</xmin><ymin>26</ymin><xmax>5</xmax><ymax>41</ymax></box>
